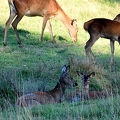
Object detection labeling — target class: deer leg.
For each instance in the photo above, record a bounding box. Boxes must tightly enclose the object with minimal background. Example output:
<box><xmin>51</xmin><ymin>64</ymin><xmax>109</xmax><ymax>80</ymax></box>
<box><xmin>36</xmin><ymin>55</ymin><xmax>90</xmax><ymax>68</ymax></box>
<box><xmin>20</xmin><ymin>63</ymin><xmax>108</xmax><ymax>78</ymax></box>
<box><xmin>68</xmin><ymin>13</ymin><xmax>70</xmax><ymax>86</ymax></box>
<box><xmin>3</xmin><ymin>12</ymin><xmax>16</xmax><ymax>46</ymax></box>
<box><xmin>85</xmin><ymin>39</ymin><xmax>91</xmax><ymax>64</ymax></box>
<box><xmin>85</xmin><ymin>34</ymin><xmax>99</xmax><ymax>64</ymax></box>
<box><xmin>40</xmin><ymin>16</ymin><xmax>48</xmax><ymax>41</ymax></box>
<box><xmin>85</xmin><ymin>39</ymin><xmax>96</xmax><ymax>64</ymax></box>
<box><xmin>110</xmin><ymin>40</ymin><xmax>115</xmax><ymax>66</ymax></box>
<box><xmin>12</xmin><ymin>15</ymin><xmax>23</xmax><ymax>45</ymax></box>
<box><xmin>89</xmin><ymin>49</ymin><xmax>96</xmax><ymax>64</ymax></box>
<box><xmin>47</xmin><ymin>20</ymin><xmax>56</xmax><ymax>43</ymax></box>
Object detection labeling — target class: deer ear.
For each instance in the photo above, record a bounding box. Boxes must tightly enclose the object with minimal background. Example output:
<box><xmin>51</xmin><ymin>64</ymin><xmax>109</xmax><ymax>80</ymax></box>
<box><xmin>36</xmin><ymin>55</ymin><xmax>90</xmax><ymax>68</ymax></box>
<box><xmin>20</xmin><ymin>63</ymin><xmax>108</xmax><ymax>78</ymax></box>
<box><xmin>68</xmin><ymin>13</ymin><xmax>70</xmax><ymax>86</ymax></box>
<box><xmin>71</xmin><ymin>19</ymin><xmax>77</xmax><ymax>26</ymax></box>
<box><xmin>66</xmin><ymin>65</ymin><xmax>70</xmax><ymax>73</ymax></box>
<box><xmin>61</xmin><ymin>65</ymin><xmax>70</xmax><ymax>73</ymax></box>
<box><xmin>88</xmin><ymin>72</ymin><xmax>95</xmax><ymax>78</ymax></box>
<box><xmin>113</xmin><ymin>14</ymin><xmax>120</xmax><ymax>21</ymax></box>
<box><xmin>77</xmin><ymin>71</ymin><xmax>84</xmax><ymax>76</ymax></box>
<box><xmin>61</xmin><ymin>65</ymin><xmax>67</xmax><ymax>73</ymax></box>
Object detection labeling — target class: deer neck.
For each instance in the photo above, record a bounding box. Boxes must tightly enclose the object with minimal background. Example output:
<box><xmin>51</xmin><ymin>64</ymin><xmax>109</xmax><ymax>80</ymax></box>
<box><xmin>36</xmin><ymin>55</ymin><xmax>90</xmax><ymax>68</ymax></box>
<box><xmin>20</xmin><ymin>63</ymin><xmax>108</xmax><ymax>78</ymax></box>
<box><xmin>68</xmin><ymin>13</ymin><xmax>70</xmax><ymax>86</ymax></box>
<box><xmin>56</xmin><ymin>8</ymin><xmax>72</xmax><ymax>31</ymax></box>
<box><xmin>82</xmin><ymin>85</ymin><xmax>90</xmax><ymax>99</ymax></box>
<box><xmin>49</xmin><ymin>82</ymin><xmax>66</xmax><ymax>102</ymax></box>
<box><xmin>53</xmin><ymin>82</ymin><xmax>66</xmax><ymax>95</ymax></box>
<box><xmin>84</xmin><ymin>87</ymin><xmax>89</xmax><ymax>94</ymax></box>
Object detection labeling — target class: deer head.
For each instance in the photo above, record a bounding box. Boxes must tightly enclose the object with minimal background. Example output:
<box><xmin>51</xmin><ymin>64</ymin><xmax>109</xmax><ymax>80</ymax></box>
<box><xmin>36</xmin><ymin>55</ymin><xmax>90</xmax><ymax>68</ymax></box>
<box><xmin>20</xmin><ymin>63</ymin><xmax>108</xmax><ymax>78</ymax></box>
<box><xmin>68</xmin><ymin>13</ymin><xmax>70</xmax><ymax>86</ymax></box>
<box><xmin>77</xmin><ymin>71</ymin><xmax>95</xmax><ymax>89</ymax></box>
<box><xmin>70</xmin><ymin>19</ymin><xmax>78</xmax><ymax>42</ymax></box>
<box><xmin>59</xmin><ymin>65</ymin><xmax>78</xmax><ymax>87</ymax></box>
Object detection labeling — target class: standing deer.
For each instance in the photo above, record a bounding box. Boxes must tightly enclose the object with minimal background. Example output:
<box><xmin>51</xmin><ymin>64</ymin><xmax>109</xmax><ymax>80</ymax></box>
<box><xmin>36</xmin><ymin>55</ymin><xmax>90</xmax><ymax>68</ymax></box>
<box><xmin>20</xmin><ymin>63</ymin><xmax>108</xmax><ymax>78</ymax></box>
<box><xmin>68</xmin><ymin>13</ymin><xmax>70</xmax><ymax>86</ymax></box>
<box><xmin>4</xmin><ymin>0</ymin><xmax>78</xmax><ymax>46</ymax></box>
<box><xmin>16</xmin><ymin>65</ymin><xmax>78</xmax><ymax>107</ymax></box>
<box><xmin>84</xmin><ymin>14</ymin><xmax>120</xmax><ymax>66</ymax></box>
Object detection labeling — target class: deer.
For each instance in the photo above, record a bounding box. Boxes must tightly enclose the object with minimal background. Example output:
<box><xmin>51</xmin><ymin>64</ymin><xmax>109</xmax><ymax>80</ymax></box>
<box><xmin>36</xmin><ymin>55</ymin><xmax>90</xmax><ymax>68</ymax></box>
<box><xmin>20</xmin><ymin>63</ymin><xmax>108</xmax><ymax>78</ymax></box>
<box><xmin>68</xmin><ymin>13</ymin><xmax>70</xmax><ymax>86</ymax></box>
<box><xmin>3</xmin><ymin>0</ymin><xmax>78</xmax><ymax>46</ymax></box>
<box><xmin>66</xmin><ymin>71</ymin><xmax>110</xmax><ymax>102</ymax></box>
<box><xmin>77</xmin><ymin>71</ymin><xmax>110</xmax><ymax>100</ymax></box>
<box><xmin>16</xmin><ymin>65</ymin><xmax>78</xmax><ymax>107</ymax></box>
<box><xmin>84</xmin><ymin>14</ymin><xmax>120</xmax><ymax>66</ymax></box>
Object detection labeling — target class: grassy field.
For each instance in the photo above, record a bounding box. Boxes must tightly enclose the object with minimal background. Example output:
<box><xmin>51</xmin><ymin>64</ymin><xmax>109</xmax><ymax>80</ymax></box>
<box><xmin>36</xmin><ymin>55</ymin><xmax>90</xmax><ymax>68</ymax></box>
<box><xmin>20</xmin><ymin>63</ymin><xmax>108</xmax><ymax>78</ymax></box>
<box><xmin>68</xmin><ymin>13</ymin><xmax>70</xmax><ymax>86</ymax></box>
<box><xmin>0</xmin><ymin>0</ymin><xmax>120</xmax><ymax>119</ymax></box>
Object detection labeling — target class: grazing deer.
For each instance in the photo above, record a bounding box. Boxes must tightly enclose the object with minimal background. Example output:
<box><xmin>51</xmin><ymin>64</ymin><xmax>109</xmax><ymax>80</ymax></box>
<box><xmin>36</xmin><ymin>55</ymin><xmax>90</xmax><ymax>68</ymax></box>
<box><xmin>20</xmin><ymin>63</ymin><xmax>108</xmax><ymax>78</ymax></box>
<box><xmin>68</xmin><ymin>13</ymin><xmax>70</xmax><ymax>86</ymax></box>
<box><xmin>84</xmin><ymin>14</ymin><xmax>120</xmax><ymax>66</ymax></box>
<box><xmin>16</xmin><ymin>65</ymin><xmax>78</xmax><ymax>107</ymax></box>
<box><xmin>3</xmin><ymin>0</ymin><xmax>78</xmax><ymax>46</ymax></box>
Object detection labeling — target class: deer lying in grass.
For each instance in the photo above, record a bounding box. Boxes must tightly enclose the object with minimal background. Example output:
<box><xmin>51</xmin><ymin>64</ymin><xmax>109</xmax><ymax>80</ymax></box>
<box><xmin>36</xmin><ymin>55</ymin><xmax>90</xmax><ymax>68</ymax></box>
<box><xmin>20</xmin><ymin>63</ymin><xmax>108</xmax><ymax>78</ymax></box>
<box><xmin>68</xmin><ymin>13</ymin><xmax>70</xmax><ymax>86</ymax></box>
<box><xmin>67</xmin><ymin>71</ymin><xmax>109</xmax><ymax>102</ymax></box>
<box><xmin>4</xmin><ymin>0</ymin><xmax>78</xmax><ymax>46</ymax></box>
<box><xmin>77</xmin><ymin>71</ymin><xmax>110</xmax><ymax>100</ymax></box>
<box><xmin>84</xmin><ymin>14</ymin><xmax>120</xmax><ymax>66</ymax></box>
<box><xmin>16</xmin><ymin>65</ymin><xmax>78</xmax><ymax>107</ymax></box>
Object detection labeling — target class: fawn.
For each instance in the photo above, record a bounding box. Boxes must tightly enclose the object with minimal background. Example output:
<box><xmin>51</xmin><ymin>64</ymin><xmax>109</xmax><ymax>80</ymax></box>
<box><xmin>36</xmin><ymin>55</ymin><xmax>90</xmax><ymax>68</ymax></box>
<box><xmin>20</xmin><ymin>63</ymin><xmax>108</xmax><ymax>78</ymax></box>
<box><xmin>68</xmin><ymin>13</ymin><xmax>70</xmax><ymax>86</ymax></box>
<box><xmin>67</xmin><ymin>71</ymin><xmax>110</xmax><ymax>102</ymax></box>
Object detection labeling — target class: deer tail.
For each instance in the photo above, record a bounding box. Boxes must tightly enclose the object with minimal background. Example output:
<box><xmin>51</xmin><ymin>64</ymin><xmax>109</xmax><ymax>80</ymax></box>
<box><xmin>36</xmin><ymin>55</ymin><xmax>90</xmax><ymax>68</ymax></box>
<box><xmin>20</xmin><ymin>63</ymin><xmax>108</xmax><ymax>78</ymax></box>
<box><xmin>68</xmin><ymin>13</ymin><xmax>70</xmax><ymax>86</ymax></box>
<box><xmin>84</xmin><ymin>19</ymin><xmax>94</xmax><ymax>31</ymax></box>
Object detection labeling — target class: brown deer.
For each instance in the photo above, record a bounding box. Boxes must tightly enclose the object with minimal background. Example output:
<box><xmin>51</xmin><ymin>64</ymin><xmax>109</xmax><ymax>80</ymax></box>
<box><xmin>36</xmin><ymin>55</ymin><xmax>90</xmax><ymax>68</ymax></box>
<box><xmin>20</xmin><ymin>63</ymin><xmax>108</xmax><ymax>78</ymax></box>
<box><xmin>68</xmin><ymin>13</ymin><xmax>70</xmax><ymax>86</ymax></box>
<box><xmin>77</xmin><ymin>71</ymin><xmax>110</xmax><ymax>100</ymax></box>
<box><xmin>66</xmin><ymin>71</ymin><xmax>94</xmax><ymax>102</ymax></box>
<box><xmin>67</xmin><ymin>71</ymin><xmax>110</xmax><ymax>102</ymax></box>
<box><xmin>84</xmin><ymin>14</ymin><xmax>120</xmax><ymax>66</ymax></box>
<box><xmin>16</xmin><ymin>65</ymin><xmax>78</xmax><ymax>107</ymax></box>
<box><xmin>4</xmin><ymin>0</ymin><xmax>78</xmax><ymax>46</ymax></box>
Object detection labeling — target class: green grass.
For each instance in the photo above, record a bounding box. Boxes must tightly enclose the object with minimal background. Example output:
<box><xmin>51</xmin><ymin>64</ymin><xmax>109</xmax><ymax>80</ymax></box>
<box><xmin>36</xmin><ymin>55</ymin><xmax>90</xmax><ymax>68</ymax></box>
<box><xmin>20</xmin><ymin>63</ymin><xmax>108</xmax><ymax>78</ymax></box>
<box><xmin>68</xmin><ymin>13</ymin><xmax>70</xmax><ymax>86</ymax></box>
<box><xmin>1</xmin><ymin>96</ymin><xmax>120</xmax><ymax>120</ymax></box>
<box><xmin>0</xmin><ymin>0</ymin><xmax>120</xmax><ymax>119</ymax></box>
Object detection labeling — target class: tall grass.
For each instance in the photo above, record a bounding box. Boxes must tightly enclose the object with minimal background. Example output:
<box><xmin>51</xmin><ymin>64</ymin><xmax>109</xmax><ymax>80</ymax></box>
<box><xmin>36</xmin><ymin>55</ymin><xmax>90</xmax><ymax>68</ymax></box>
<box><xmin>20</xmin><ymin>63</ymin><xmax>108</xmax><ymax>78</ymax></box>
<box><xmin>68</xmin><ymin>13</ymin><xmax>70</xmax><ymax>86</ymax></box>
<box><xmin>1</xmin><ymin>96</ymin><xmax>120</xmax><ymax>120</ymax></box>
<box><xmin>0</xmin><ymin>0</ymin><xmax>120</xmax><ymax>119</ymax></box>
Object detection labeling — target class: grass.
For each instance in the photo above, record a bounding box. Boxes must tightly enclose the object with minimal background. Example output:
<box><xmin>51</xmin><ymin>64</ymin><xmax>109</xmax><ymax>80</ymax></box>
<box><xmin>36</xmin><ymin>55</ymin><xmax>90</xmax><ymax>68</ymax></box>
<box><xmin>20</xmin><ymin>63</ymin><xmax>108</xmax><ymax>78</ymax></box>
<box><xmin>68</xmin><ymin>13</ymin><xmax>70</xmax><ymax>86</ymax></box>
<box><xmin>1</xmin><ymin>96</ymin><xmax>120</xmax><ymax>120</ymax></box>
<box><xmin>0</xmin><ymin>0</ymin><xmax>120</xmax><ymax>119</ymax></box>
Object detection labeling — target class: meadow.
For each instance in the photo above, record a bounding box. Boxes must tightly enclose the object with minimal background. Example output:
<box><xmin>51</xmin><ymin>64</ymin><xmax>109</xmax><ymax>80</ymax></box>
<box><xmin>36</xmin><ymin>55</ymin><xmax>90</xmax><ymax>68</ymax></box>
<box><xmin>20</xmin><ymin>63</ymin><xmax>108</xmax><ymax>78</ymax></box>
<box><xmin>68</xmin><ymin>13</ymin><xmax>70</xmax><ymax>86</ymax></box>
<box><xmin>0</xmin><ymin>0</ymin><xmax>120</xmax><ymax>119</ymax></box>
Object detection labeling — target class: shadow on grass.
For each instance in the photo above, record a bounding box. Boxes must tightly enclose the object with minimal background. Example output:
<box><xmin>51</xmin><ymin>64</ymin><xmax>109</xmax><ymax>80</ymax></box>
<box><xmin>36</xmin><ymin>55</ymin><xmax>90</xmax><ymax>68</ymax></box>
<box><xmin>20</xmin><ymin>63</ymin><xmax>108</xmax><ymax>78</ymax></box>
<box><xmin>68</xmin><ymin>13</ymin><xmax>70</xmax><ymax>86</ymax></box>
<box><xmin>0</xmin><ymin>25</ymin><xmax>31</xmax><ymax>45</ymax></box>
<box><xmin>114</xmin><ymin>0</ymin><xmax>120</xmax><ymax>3</ymax></box>
<box><xmin>102</xmin><ymin>0</ymin><xmax>120</xmax><ymax>3</ymax></box>
<box><xmin>0</xmin><ymin>25</ymin><xmax>120</xmax><ymax>71</ymax></box>
<box><xmin>0</xmin><ymin>25</ymin><xmax>68</xmax><ymax>46</ymax></box>
<box><xmin>54</xmin><ymin>35</ymin><xmax>67</xmax><ymax>42</ymax></box>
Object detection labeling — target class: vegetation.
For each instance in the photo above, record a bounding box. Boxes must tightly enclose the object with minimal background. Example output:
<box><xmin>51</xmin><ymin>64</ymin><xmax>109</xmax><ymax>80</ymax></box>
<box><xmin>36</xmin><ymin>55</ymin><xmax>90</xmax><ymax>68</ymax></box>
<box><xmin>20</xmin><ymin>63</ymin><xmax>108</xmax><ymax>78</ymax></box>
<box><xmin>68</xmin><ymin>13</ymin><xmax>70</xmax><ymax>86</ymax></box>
<box><xmin>0</xmin><ymin>0</ymin><xmax>120</xmax><ymax>119</ymax></box>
